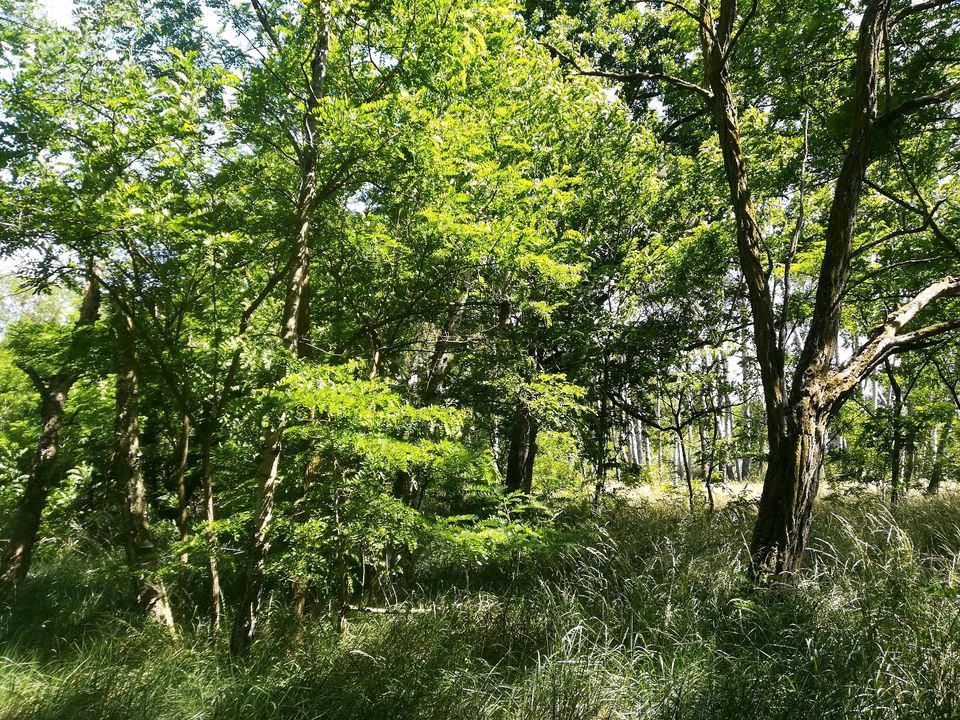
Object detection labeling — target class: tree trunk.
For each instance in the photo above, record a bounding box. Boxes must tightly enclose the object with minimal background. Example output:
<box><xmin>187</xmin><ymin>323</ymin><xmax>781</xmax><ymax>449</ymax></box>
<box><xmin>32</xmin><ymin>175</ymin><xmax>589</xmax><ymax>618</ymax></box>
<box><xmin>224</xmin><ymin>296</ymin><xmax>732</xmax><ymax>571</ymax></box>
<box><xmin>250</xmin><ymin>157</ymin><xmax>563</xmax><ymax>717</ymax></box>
<box><xmin>230</xmin><ymin>10</ymin><xmax>330</xmax><ymax>656</ymax></box>
<box><xmin>891</xmin><ymin>427</ymin><xmax>904</xmax><ymax>505</ymax></box>
<box><xmin>704</xmin><ymin>407</ymin><xmax>720</xmax><ymax>514</ymax></box>
<box><xmin>904</xmin><ymin>429</ymin><xmax>916</xmax><ymax>492</ymax></box>
<box><xmin>886</xmin><ymin>361</ymin><xmax>904</xmax><ymax>505</ymax></box>
<box><xmin>0</xmin><ymin>377</ymin><xmax>70</xmax><ymax>598</ymax></box>
<box><xmin>291</xmin><ymin>436</ymin><xmax>320</xmax><ymax>621</ymax></box>
<box><xmin>655</xmin><ymin>395</ymin><xmax>664</xmax><ymax>481</ymax></box>
<box><xmin>231</xmin><ymin>419</ymin><xmax>286</xmax><ymax>654</ymax></box>
<box><xmin>391</xmin><ymin>469</ymin><xmax>414</xmax><ymax>504</ymax></box>
<box><xmin>113</xmin><ymin>314</ymin><xmax>176</xmax><ymax>630</ymax></box>
<box><xmin>175</xmin><ymin>412</ymin><xmax>191</xmax><ymax>563</ymax></box>
<box><xmin>694</xmin><ymin>0</ymin><xmax>893</xmax><ymax>582</ymax></box>
<box><xmin>749</xmin><ymin>407</ymin><xmax>828</xmax><ymax>580</ymax></box>
<box><xmin>197</xmin><ymin>423</ymin><xmax>223</xmax><ymax>629</ymax></box>
<box><xmin>504</xmin><ymin>401</ymin><xmax>538</xmax><ymax>494</ymax></box>
<box><xmin>677</xmin><ymin>429</ymin><xmax>694</xmax><ymax>514</ymax></box>
<box><xmin>0</xmin><ymin>263</ymin><xmax>100</xmax><ymax>599</ymax></box>
<box><xmin>927</xmin><ymin>421</ymin><xmax>953</xmax><ymax>494</ymax></box>
<box><xmin>592</xmin><ymin>380</ymin><xmax>610</xmax><ymax>507</ymax></box>
<box><xmin>420</xmin><ymin>279</ymin><xmax>471</xmax><ymax>405</ymax></box>
<box><xmin>698</xmin><ymin>420</ymin><xmax>710</xmax><ymax>478</ymax></box>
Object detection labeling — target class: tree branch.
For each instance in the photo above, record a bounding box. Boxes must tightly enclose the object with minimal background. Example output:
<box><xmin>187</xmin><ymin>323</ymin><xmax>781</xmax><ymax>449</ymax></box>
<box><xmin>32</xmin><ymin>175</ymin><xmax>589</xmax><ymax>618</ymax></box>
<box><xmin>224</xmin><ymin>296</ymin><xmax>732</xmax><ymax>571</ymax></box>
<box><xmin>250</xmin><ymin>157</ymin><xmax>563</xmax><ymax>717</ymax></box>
<box><xmin>893</xmin><ymin>0</ymin><xmax>960</xmax><ymax>23</ymax></box>
<box><xmin>540</xmin><ymin>41</ymin><xmax>713</xmax><ymax>101</ymax></box>
<box><xmin>793</xmin><ymin>0</ymin><xmax>891</xmax><ymax>389</ymax></box>
<box><xmin>249</xmin><ymin>0</ymin><xmax>283</xmax><ymax>53</ymax></box>
<box><xmin>877</xmin><ymin>82</ymin><xmax>960</xmax><ymax>128</ymax></box>
<box><xmin>722</xmin><ymin>0</ymin><xmax>759</xmax><ymax>63</ymax></box>
<box><xmin>827</xmin><ymin>275</ymin><xmax>960</xmax><ymax>404</ymax></box>
<box><xmin>865</xmin><ymin>178</ymin><xmax>960</xmax><ymax>259</ymax></box>
<box><xmin>15</xmin><ymin>362</ymin><xmax>48</xmax><ymax>396</ymax></box>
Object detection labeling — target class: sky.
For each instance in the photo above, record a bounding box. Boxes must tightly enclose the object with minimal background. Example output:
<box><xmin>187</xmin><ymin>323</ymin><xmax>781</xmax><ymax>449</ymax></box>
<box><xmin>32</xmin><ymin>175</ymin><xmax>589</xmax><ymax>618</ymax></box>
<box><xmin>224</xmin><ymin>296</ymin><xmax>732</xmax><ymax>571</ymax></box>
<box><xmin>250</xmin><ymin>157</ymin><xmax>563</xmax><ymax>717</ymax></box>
<box><xmin>39</xmin><ymin>0</ymin><xmax>73</xmax><ymax>25</ymax></box>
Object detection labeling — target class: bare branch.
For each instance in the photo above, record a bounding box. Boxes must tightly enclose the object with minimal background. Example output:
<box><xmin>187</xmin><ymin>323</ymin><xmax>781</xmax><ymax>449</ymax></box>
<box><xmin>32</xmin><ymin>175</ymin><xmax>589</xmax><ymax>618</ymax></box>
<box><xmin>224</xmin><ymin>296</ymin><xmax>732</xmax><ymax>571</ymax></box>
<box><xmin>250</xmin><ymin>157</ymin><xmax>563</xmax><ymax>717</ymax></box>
<box><xmin>540</xmin><ymin>41</ymin><xmax>713</xmax><ymax>102</ymax></box>
<box><xmin>609</xmin><ymin>388</ymin><xmax>739</xmax><ymax>432</ymax></box>
<box><xmin>893</xmin><ymin>0</ymin><xmax>960</xmax><ymax>23</ymax></box>
<box><xmin>877</xmin><ymin>82</ymin><xmax>960</xmax><ymax>128</ymax></box>
<box><xmin>828</xmin><ymin>275</ymin><xmax>960</xmax><ymax>404</ymax></box>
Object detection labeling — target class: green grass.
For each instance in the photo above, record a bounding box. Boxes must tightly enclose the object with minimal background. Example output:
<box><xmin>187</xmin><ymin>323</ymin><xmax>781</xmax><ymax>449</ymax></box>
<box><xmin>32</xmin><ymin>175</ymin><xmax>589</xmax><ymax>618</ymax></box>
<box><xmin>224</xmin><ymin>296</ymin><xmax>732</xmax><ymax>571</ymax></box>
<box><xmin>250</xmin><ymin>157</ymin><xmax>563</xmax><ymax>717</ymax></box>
<box><xmin>3</xmin><ymin>493</ymin><xmax>960</xmax><ymax>719</ymax></box>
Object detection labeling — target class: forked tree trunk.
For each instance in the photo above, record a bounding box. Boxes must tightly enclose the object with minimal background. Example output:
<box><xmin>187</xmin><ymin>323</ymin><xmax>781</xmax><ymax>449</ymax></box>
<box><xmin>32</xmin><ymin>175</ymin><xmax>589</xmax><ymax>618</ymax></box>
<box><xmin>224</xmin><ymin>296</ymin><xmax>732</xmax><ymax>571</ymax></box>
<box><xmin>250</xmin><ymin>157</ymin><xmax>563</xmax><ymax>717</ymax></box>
<box><xmin>0</xmin><ymin>264</ymin><xmax>100</xmax><ymax>600</ymax></box>
<box><xmin>113</xmin><ymin>314</ymin><xmax>176</xmax><ymax>630</ymax></box>
<box><xmin>694</xmin><ymin>0</ymin><xmax>919</xmax><ymax>580</ymax></box>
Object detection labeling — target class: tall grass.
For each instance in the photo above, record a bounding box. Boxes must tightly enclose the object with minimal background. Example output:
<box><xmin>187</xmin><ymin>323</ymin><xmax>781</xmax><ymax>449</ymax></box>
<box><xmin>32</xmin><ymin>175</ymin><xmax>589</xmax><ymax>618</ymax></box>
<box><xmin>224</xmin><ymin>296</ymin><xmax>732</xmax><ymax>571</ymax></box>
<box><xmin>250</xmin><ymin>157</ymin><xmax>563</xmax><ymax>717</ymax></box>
<box><xmin>3</xmin><ymin>493</ymin><xmax>960</xmax><ymax>719</ymax></box>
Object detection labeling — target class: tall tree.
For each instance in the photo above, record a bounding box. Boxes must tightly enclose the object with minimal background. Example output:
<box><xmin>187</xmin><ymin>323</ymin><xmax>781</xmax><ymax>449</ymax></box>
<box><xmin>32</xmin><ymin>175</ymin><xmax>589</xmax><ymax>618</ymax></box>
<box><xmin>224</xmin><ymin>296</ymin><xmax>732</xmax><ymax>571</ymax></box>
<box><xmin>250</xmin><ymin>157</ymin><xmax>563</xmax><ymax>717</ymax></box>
<box><xmin>541</xmin><ymin>0</ymin><xmax>960</xmax><ymax>579</ymax></box>
<box><xmin>228</xmin><ymin>0</ymin><xmax>330</xmax><ymax>656</ymax></box>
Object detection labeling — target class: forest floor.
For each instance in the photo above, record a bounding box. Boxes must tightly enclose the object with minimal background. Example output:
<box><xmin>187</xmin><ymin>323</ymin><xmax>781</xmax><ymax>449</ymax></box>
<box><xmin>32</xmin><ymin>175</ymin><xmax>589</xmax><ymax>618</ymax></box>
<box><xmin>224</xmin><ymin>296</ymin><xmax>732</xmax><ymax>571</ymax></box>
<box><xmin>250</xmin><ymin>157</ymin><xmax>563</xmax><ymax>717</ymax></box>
<box><xmin>625</xmin><ymin>478</ymin><xmax>952</xmax><ymax>506</ymax></box>
<box><xmin>2</xmin><ymin>491</ymin><xmax>960</xmax><ymax>720</ymax></box>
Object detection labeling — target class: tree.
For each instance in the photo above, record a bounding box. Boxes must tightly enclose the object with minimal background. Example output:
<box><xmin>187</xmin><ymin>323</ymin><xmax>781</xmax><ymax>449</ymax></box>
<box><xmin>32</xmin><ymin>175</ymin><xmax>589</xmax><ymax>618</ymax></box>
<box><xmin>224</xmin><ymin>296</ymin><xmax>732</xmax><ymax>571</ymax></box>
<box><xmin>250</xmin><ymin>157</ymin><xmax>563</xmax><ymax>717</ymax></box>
<box><xmin>111</xmin><ymin>310</ymin><xmax>176</xmax><ymax>629</ymax></box>
<box><xmin>0</xmin><ymin>266</ymin><xmax>100</xmax><ymax>597</ymax></box>
<box><xmin>224</xmin><ymin>0</ymin><xmax>475</xmax><ymax>655</ymax></box>
<box><xmin>541</xmin><ymin>0</ymin><xmax>960</xmax><ymax>579</ymax></box>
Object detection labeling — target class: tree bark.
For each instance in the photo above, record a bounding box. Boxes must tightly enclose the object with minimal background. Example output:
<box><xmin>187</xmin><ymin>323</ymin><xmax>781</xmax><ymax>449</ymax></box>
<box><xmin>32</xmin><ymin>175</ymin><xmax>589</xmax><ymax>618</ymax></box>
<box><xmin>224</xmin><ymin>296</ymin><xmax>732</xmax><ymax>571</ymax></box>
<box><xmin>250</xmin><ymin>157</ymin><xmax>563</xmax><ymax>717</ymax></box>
<box><xmin>504</xmin><ymin>401</ymin><xmax>538</xmax><ymax>494</ymax></box>
<box><xmin>113</xmin><ymin>313</ymin><xmax>176</xmax><ymax>630</ymax></box>
<box><xmin>749</xmin><ymin>407</ymin><xmax>829</xmax><ymax>578</ymax></box>
<box><xmin>0</xmin><ymin>376</ymin><xmax>70</xmax><ymax>598</ymax></box>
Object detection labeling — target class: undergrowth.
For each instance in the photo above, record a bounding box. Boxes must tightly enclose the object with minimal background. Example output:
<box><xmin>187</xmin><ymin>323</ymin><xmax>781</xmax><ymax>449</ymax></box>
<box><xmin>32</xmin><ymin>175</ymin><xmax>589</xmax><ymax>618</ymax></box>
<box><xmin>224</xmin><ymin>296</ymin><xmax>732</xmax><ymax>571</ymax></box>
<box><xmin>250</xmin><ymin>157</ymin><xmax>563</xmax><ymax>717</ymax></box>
<box><xmin>2</xmin><ymin>493</ymin><xmax>960</xmax><ymax>719</ymax></box>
